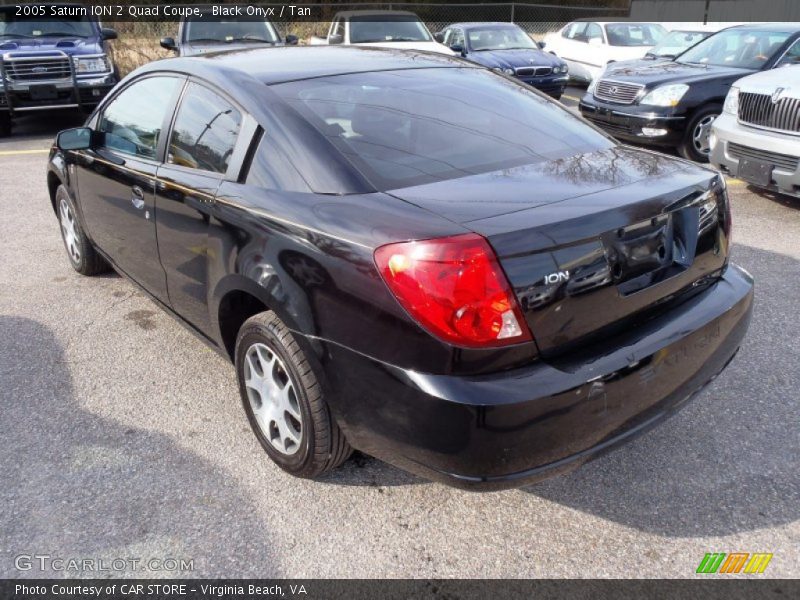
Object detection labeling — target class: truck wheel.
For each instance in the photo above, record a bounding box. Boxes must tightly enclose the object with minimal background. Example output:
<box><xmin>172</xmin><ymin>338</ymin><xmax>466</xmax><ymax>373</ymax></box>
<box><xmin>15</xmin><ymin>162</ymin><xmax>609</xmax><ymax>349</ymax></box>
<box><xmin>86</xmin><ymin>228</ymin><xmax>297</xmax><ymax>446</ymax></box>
<box><xmin>235</xmin><ymin>311</ymin><xmax>352</xmax><ymax>478</ymax></box>
<box><xmin>678</xmin><ymin>104</ymin><xmax>721</xmax><ymax>163</ymax></box>
<box><xmin>56</xmin><ymin>185</ymin><xmax>110</xmax><ymax>276</ymax></box>
<box><xmin>0</xmin><ymin>113</ymin><xmax>10</xmax><ymax>137</ymax></box>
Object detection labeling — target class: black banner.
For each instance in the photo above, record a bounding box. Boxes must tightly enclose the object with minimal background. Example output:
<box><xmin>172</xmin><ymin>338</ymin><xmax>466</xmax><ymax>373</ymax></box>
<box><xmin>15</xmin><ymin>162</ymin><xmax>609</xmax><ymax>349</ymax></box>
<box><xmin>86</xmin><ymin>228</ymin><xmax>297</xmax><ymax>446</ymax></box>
<box><xmin>2</xmin><ymin>580</ymin><xmax>799</xmax><ymax>600</ymax></box>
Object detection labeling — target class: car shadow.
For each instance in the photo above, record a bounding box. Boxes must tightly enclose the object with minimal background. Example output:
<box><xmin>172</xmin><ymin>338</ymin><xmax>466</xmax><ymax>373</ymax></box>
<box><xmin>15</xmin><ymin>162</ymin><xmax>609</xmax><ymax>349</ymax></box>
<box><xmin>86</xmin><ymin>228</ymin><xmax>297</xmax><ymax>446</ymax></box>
<box><xmin>742</xmin><ymin>183</ymin><xmax>800</xmax><ymax>210</ymax></box>
<box><xmin>0</xmin><ymin>316</ymin><xmax>277</xmax><ymax>577</ymax></box>
<box><xmin>6</xmin><ymin>112</ymin><xmax>85</xmax><ymax>143</ymax></box>
<box><xmin>523</xmin><ymin>244</ymin><xmax>799</xmax><ymax>537</ymax></box>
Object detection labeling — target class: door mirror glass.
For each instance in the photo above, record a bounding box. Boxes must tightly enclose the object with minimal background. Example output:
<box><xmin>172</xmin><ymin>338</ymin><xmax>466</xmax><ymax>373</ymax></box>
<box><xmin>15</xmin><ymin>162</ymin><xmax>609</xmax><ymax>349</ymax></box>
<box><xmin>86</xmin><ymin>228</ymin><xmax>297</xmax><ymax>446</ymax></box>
<box><xmin>433</xmin><ymin>32</ymin><xmax>445</xmax><ymax>43</ymax></box>
<box><xmin>57</xmin><ymin>127</ymin><xmax>93</xmax><ymax>151</ymax></box>
<box><xmin>160</xmin><ymin>36</ymin><xmax>177</xmax><ymax>51</ymax></box>
<box><xmin>329</xmin><ymin>33</ymin><xmax>344</xmax><ymax>45</ymax></box>
<box><xmin>285</xmin><ymin>34</ymin><xmax>299</xmax><ymax>45</ymax></box>
<box><xmin>101</xmin><ymin>27</ymin><xmax>117</xmax><ymax>41</ymax></box>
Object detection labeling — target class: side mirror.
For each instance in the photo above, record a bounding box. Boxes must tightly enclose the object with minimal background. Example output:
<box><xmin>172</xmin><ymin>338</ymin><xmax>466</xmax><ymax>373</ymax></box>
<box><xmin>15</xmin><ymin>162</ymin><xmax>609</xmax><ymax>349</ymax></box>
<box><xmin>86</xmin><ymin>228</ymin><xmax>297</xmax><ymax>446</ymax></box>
<box><xmin>285</xmin><ymin>34</ymin><xmax>299</xmax><ymax>46</ymax></box>
<box><xmin>538</xmin><ymin>41</ymin><xmax>546</xmax><ymax>49</ymax></box>
<box><xmin>588</xmin><ymin>37</ymin><xmax>602</xmax><ymax>47</ymax></box>
<box><xmin>160</xmin><ymin>37</ymin><xmax>177</xmax><ymax>51</ymax></box>
<box><xmin>100</xmin><ymin>27</ymin><xmax>117</xmax><ymax>41</ymax></box>
<box><xmin>57</xmin><ymin>127</ymin><xmax>94</xmax><ymax>151</ymax></box>
<box><xmin>433</xmin><ymin>32</ymin><xmax>445</xmax><ymax>43</ymax></box>
<box><xmin>450</xmin><ymin>44</ymin><xmax>464</xmax><ymax>55</ymax></box>
<box><xmin>329</xmin><ymin>33</ymin><xmax>344</xmax><ymax>45</ymax></box>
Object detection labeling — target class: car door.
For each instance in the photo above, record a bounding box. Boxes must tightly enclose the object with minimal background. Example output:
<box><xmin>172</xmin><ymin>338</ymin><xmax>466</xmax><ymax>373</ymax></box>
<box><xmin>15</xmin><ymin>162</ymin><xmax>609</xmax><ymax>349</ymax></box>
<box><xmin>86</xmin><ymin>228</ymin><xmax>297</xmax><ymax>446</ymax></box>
<box><xmin>154</xmin><ymin>80</ymin><xmax>246</xmax><ymax>336</ymax></box>
<box><xmin>76</xmin><ymin>74</ymin><xmax>184</xmax><ymax>304</ymax></box>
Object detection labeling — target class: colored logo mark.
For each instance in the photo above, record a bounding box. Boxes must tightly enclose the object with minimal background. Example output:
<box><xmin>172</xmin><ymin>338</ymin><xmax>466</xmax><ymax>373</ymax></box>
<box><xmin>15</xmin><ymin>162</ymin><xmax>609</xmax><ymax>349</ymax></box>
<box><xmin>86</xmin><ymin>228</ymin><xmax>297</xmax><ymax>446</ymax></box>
<box><xmin>696</xmin><ymin>552</ymin><xmax>773</xmax><ymax>574</ymax></box>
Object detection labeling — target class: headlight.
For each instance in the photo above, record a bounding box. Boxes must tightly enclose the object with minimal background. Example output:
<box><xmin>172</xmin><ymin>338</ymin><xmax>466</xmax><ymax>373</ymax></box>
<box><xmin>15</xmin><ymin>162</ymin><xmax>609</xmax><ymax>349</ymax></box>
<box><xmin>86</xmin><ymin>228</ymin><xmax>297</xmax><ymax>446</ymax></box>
<box><xmin>639</xmin><ymin>83</ymin><xmax>689</xmax><ymax>107</ymax></box>
<box><xmin>559</xmin><ymin>64</ymin><xmax>568</xmax><ymax>74</ymax></box>
<box><xmin>723</xmin><ymin>86</ymin><xmax>740</xmax><ymax>115</ymax></box>
<box><xmin>73</xmin><ymin>55</ymin><xmax>110</xmax><ymax>75</ymax></box>
<box><xmin>503</xmin><ymin>67</ymin><xmax>515</xmax><ymax>75</ymax></box>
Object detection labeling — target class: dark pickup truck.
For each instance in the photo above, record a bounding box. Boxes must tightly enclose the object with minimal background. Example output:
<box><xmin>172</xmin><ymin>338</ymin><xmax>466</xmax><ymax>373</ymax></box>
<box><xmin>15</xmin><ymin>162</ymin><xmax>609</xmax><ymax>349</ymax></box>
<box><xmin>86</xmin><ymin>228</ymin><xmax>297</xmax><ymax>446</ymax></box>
<box><xmin>0</xmin><ymin>4</ymin><xmax>118</xmax><ymax>136</ymax></box>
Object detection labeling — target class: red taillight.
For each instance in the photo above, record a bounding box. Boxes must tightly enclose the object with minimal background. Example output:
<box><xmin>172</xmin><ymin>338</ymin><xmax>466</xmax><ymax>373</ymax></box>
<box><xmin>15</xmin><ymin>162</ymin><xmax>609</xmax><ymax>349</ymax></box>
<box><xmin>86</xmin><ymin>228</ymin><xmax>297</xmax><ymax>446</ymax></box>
<box><xmin>374</xmin><ymin>233</ymin><xmax>533</xmax><ymax>348</ymax></box>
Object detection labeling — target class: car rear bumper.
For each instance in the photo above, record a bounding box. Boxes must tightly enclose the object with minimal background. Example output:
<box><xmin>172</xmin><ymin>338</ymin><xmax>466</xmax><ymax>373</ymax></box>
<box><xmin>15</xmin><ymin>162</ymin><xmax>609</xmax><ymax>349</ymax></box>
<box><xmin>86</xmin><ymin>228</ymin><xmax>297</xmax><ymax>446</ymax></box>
<box><xmin>580</xmin><ymin>97</ymin><xmax>686</xmax><ymax>146</ymax></box>
<box><xmin>321</xmin><ymin>264</ymin><xmax>754</xmax><ymax>490</ymax></box>
<box><xmin>711</xmin><ymin>113</ymin><xmax>800</xmax><ymax>197</ymax></box>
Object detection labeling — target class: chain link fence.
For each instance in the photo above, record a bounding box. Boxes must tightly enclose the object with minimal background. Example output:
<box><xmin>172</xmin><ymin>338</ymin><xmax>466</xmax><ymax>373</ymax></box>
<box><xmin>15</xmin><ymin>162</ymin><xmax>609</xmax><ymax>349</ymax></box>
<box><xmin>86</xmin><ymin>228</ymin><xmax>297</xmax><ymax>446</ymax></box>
<box><xmin>100</xmin><ymin>2</ymin><xmax>630</xmax><ymax>74</ymax></box>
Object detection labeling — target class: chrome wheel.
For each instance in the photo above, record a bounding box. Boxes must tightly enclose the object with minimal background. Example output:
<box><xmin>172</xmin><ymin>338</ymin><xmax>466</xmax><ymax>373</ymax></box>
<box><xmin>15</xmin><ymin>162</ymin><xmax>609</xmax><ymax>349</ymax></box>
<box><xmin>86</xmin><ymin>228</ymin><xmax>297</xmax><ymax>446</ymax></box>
<box><xmin>243</xmin><ymin>342</ymin><xmax>302</xmax><ymax>456</ymax></box>
<box><xmin>692</xmin><ymin>114</ymin><xmax>718</xmax><ymax>156</ymax></box>
<box><xmin>59</xmin><ymin>197</ymin><xmax>81</xmax><ymax>263</ymax></box>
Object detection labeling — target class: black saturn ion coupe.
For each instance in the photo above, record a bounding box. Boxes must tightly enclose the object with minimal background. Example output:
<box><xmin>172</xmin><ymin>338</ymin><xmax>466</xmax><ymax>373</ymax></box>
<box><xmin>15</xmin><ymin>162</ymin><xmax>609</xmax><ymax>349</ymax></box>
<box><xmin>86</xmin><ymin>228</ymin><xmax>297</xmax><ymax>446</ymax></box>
<box><xmin>47</xmin><ymin>46</ymin><xmax>753</xmax><ymax>490</ymax></box>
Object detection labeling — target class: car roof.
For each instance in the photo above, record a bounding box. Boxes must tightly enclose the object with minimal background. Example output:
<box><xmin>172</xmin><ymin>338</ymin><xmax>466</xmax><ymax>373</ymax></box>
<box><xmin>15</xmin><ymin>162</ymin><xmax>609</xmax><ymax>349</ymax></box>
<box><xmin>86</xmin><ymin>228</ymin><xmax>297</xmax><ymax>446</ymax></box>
<box><xmin>142</xmin><ymin>45</ymin><xmax>474</xmax><ymax>86</ymax></box>
<box><xmin>724</xmin><ymin>23</ymin><xmax>800</xmax><ymax>33</ymax></box>
<box><xmin>446</xmin><ymin>22</ymin><xmax>523</xmax><ymax>30</ymax></box>
<box><xmin>335</xmin><ymin>10</ymin><xmax>419</xmax><ymax>18</ymax></box>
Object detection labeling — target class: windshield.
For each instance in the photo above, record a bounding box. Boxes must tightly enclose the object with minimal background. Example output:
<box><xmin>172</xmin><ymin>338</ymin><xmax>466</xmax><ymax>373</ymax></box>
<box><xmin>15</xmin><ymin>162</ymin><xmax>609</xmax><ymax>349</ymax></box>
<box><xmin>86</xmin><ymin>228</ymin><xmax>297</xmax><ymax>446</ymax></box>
<box><xmin>185</xmin><ymin>15</ymin><xmax>278</xmax><ymax>43</ymax></box>
<box><xmin>650</xmin><ymin>30</ymin><xmax>710</xmax><ymax>56</ymax></box>
<box><xmin>677</xmin><ymin>28</ymin><xmax>791</xmax><ymax>69</ymax></box>
<box><xmin>274</xmin><ymin>68</ymin><xmax>612</xmax><ymax>190</ymax></box>
<box><xmin>604</xmin><ymin>23</ymin><xmax>666</xmax><ymax>47</ymax></box>
<box><xmin>467</xmin><ymin>26</ymin><xmax>538</xmax><ymax>51</ymax></box>
<box><xmin>349</xmin><ymin>15</ymin><xmax>432</xmax><ymax>43</ymax></box>
<box><xmin>0</xmin><ymin>10</ymin><xmax>96</xmax><ymax>38</ymax></box>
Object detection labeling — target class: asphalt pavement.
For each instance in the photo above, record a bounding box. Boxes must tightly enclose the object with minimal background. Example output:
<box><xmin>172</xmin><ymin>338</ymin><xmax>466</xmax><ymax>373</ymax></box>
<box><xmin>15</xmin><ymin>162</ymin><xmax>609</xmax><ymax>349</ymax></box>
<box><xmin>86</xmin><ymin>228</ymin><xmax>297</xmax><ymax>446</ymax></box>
<box><xmin>0</xmin><ymin>98</ymin><xmax>798</xmax><ymax>578</ymax></box>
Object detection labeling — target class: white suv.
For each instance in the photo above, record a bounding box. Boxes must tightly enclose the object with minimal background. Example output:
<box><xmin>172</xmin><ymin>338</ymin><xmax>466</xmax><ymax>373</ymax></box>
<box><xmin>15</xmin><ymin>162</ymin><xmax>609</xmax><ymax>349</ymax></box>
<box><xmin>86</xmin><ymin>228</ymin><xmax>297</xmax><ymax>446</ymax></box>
<box><xmin>711</xmin><ymin>66</ymin><xmax>800</xmax><ymax>197</ymax></box>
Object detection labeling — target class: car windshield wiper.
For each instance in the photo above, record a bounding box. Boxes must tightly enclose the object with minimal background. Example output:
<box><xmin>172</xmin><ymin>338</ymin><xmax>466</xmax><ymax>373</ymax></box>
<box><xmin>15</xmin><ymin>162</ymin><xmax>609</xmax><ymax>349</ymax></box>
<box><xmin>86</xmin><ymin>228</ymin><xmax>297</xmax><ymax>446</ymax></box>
<box><xmin>227</xmin><ymin>37</ymin><xmax>276</xmax><ymax>43</ymax></box>
<box><xmin>0</xmin><ymin>33</ymin><xmax>34</xmax><ymax>38</ymax></box>
<box><xmin>39</xmin><ymin>32</ymin><xmax>88</xmax><ymax>38</ymax></box>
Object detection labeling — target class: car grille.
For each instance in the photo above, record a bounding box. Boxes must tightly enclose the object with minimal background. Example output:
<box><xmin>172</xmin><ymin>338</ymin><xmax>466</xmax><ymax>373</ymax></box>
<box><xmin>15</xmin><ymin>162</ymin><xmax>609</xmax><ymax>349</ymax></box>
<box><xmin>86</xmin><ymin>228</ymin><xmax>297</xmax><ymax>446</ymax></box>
<box><xmin>593</xmin><ymin>80</ymin><xmax>644</xmax><ymax>104</ymax></box>
<box><xmin>2</xmin><ymin>56</ymin><xmax>72</xmax><ymax>81</ymax></box>
<box><xmin>738</xmin><ymin>91</ymin><xmax>800</xmax><ymax>134</ymax></box>
<box><xmin>583</xmin><ymin>114</ymin><xmax>635</xmax><ymax>136</ymax></box>
<box><xmin>728</xmin><ymin>142</ymin><xmax>799</xmax><ymax>171</ymax></box>
<box><xmin>515</xmin><ymin>66</ymin><xmax>553</xmax><ymax>77</ymax></box>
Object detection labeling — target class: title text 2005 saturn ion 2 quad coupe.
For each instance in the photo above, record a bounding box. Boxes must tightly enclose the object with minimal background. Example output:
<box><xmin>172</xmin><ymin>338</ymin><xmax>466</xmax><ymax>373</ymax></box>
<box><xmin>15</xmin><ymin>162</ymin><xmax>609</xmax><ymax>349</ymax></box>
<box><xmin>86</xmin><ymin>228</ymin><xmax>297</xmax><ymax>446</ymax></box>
<box><xmin>48</xmin><ymin>47</ymin><xmax>753</xmax><ymax>490</ymax></box>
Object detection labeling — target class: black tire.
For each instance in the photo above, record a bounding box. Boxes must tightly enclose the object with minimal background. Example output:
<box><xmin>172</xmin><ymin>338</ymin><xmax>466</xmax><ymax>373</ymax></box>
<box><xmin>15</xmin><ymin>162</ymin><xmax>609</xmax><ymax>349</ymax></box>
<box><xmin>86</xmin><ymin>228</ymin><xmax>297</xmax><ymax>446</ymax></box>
<box><xmin>55</xmin><ymin>185</ymin><xmax>110</xmax><ymax>276</ymax></box>
<box><xmin>0</xmin><ymin>112</ymin><xmax>11</xmax><ymax>137</ymax></box>
<box><xmin>677</xmin><ymin>104</ymin><xmax>721</xmax><ymax>163</ymax></box>
<box><xmin>235</xmin><ymin>311</ymin><xmax>352</xmax><ymax>478</ymax></box>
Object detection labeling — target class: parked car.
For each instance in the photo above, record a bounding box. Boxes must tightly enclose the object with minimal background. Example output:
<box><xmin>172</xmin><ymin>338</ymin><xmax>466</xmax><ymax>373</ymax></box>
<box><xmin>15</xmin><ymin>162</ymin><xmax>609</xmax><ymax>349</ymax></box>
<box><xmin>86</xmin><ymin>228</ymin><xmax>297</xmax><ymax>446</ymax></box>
<box><xmin>711</xmin><ymin>67</ymin><xmax>800</xmax><ymax>197</ymax></box>
<box><xmin>579</xmin><ymin>24</ymin><xmax>800</xmax><ymax>162</ymax></box>
<box><xmin>0</xmin><ymin>3</ymin><xmax>118</xmax><ymax>136</ymax></box>
<box><xmin>435</xmin><ymin>22</ymin><xmax>569</xmax><ymax>99</ymax></box>
<box><xmin>542</xmin><ymin>20</ymin><xmax>666</xmax><ymax>83</ymax></box>
<box><xmin>308</xmin><ymin>10</ymin><xmax>453</xmax><ymax>54</ymax></box>
<box><xmin>47</xmin><ymin>46</ymin><xmax>752</xmax><ymax>490</ymax></box>
<box><xmin>160</xmin><ymin>8</ymin><xmax>297</xmax><ymax>56</ymax></box>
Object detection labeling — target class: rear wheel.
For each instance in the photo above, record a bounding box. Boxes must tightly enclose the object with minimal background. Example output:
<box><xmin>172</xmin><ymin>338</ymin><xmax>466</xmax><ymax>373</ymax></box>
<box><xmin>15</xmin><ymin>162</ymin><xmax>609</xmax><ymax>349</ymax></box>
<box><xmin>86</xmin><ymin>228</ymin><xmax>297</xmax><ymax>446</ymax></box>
<box><xmin>0</xmin><ymin>112</ymin><xmax>11</xmax><ymax>137</ymax></box>
<box><xmin>678</xmin><ymin>104</ymin><xmax>721</xmax><ymax>163</ymax></box>
<box><xmin>235</xmin><ymin>311</ymin><xmax>352</xmax><ymax>478</ymax></box>
<box><xmin>56</xmin><ymin>185</ymin><xmax>110</xmax><ymax>276</ymax></box>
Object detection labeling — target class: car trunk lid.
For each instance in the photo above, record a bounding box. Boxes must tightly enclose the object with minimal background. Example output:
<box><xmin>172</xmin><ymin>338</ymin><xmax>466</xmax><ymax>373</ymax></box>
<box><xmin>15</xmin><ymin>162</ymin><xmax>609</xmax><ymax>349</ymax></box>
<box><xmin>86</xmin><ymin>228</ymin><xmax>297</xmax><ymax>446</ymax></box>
<box><xmin>389</xmin><ymin>147</ymin><xmax>730</xmax><ymax>355</ymax></box>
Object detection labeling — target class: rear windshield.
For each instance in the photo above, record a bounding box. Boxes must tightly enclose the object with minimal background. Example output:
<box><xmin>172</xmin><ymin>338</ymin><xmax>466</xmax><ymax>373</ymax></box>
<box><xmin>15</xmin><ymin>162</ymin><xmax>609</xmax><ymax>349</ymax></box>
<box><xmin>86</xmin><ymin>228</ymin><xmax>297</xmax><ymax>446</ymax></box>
<box><xmin>349</xmin><ymin>15</ymin><xmax>432</xmax><ymax>43</ymax></box>
<box><xmin>605</xmin><ymin>23</ymin><xmax>666</xmax><ymax>47</ymax></box>
<box><xmin>273</xmin><ymin>68</ymin><xmax>613</xmax><ymax>190</ymax></box>
<box><xmin>0</xmin><ymin>9</ymin><xmax>96</xmax><ymax>38</ymax></box>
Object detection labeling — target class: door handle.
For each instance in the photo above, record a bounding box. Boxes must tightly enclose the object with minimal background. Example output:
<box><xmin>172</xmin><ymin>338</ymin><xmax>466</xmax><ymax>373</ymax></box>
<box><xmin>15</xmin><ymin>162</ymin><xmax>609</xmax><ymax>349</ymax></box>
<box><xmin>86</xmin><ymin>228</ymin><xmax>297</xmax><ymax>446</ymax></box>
<box><xmin>131</xmin><ymin>185</ymin><xmax>145</xmax><ymax>210</ymax></box>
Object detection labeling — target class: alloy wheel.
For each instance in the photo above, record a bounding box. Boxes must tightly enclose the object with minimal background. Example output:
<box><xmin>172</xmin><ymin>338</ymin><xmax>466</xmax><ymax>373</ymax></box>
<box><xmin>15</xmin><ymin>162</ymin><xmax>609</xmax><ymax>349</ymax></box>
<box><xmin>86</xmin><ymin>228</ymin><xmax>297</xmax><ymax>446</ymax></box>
<box><xmin>59</xmin><ymin>197</ymin><xmax>81</xmax><ymax>263</ymax></box>
<box><xmin>243</xmin><ymin>342</ymin><xmax>303</xmax><ymax>456</ymax></box>
<box><xmin>692</xmin><ymin>114</ymin><xmax>718</xmax><ymax>156</ymax></box>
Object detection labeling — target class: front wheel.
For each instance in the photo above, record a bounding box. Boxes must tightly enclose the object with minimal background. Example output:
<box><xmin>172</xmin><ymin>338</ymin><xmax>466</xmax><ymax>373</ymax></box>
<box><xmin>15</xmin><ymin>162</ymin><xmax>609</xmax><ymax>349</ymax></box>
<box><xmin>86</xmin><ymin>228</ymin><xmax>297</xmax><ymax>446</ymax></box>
<box><xmin>678</xmin><ymin>104</ymin><xmax>721</xmax><ymax>163</ymax></box>
<box><xmin>235</xmin><ymin>311</ymin><xmax>352</xmax><ymax>478</ymax></box>
<box><xmin>56</xmin><ymin>185</ymin><xmax>110</xmax><ymax>276</ymax></box>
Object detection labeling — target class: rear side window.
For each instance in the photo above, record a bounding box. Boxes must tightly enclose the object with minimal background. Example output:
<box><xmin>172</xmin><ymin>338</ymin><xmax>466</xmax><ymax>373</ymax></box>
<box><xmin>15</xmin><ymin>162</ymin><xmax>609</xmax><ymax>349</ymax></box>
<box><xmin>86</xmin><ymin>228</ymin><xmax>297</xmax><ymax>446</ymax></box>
<box><xmin>167</xmin><ymin>82</ymin><xmax>242</xmax><ymax>174</ymax></box>
<box><xmin>99</xmin><ymin>76</ymin><xmax>181</xmax><ymax>159</ymax></box>
<box><xmin>246</xmin><ymin>132</ymin><xmax>310</xmax><ymax>192</ymax></box>
<box><xmin>273</xmin><ymin>67</ymin><xmax>612</xmax><ymax>190</ymax></box>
